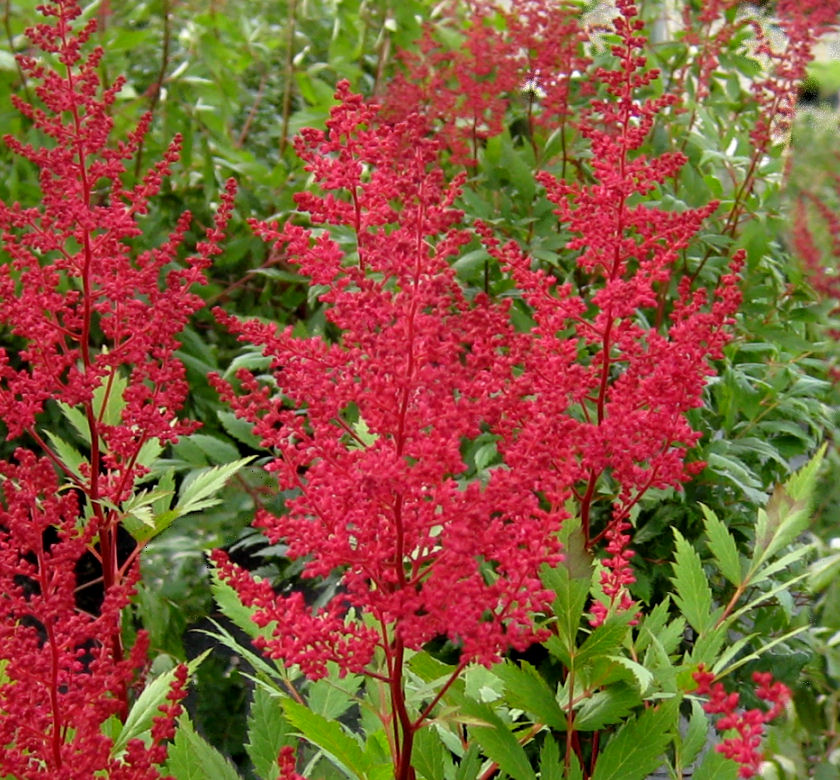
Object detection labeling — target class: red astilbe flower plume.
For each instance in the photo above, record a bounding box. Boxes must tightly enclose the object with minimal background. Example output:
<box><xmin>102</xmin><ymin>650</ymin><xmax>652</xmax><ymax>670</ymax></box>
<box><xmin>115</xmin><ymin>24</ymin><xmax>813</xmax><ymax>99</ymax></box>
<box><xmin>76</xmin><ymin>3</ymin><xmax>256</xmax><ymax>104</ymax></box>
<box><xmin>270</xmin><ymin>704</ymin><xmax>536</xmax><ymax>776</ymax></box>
<box><xmin>0</xmin><ymin>451</ymin><xmax>185</xmax><ymax>778</ymax></box>
<box><xmin>483</xmin><ymin>0</ymin><xmax>743</xmax><ymax>625</ymax></box>
<box><xmin>748</xmin><ymin>0</ymin><xmax>840</xmax><ymax>151</ymax></box>
<box><xmin>383</xmin><ymin>0</ymin><xmax>590</xmax><ymax>167</ymax></box>
<box><xmin>0</xmin><ymin>0</ymin><xmax>233</xmax><ymax>771</ymax></box>
<box><xmin>693</xmin><ymin>665</ymin><xmax>791</xmax><ymax>778</ymax></box>
<box><xmin>212</xmin><ymin>82</ymin><xmax>561</xmax><ymax>681</ymax></box>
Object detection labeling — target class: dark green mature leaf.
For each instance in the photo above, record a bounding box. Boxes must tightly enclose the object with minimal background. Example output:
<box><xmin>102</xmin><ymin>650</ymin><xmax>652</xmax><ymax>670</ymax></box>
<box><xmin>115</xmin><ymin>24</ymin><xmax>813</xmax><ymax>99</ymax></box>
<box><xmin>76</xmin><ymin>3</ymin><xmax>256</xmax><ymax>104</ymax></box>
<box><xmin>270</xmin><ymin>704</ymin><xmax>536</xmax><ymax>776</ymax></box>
<box><xmin>463</xmin><ymin>699</ymin><xmax>537</xmax><ymax>780</ymax></box>
<box><xmin>590</xmin><ymin>698</ymin><xmax>678</xmax><ymax>780</ymax></box>
<box><xmin>246</xmin><ymin>685</ymin><xmax>290</xmax><ymax>780</ymax></box>
<box><xmin>283</xmin><ymin>698</ymin><xmax>371</xmax><ymax>778</ymax></box>
<box><xmin>165</xmin><ymin>715</ymin><xmax>243</xmax><ymax>780</ymax></box>
<box><xmin>671</xmin><ymin>529</ymin><xmax>715</xmax><ymax>634</ymax></box>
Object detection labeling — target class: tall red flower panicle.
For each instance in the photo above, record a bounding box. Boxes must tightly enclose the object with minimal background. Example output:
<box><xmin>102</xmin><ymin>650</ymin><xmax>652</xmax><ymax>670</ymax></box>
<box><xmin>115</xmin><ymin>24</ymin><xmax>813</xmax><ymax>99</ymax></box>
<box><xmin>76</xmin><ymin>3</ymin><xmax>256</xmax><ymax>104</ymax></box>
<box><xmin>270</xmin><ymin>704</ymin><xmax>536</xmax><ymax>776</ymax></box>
<box><xmin>383</xmin><ymin>5</ymin><xmax>520</xmax><ymax>166</ymax></box>
<box><xmin>214</xmin><ymin>82</ymin><xmax>560</xmax><ymax>674</ymax></box>
<box><xmin>383</xmin><ymin>0</ymin><xmax>590</xmax><ymax>167</ymax></box>
<box><xmin>212</xmin><ymin>82</ymin><xmax>562</xmax><ymax>776</ymax></box>
<box><xmin>484</xmin><ymin>0</ymin><xmax>742</xmax><ymax>624</ymax></box>
<box><xmin>749</xmin><ymin>0</ymin><xmax>840</xmax><ymax>151</ymax></box>
<box><xmin>0</xmin><ymin>452</ymin><xmax>187</xmax><ymax>778</ymax></box>
<box><xmin>0</xmin><ymin>0</ymin><xmax>233</xmax><ymax>774</ymax></box>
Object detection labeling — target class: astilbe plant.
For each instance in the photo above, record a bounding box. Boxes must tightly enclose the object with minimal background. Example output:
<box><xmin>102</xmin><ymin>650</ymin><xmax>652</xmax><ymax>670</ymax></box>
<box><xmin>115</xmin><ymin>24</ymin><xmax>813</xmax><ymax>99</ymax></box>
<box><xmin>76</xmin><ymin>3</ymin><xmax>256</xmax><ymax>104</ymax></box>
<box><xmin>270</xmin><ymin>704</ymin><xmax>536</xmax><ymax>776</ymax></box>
<box><xmin>215</xmin><ymin>3</ymin><xmax>752</xmax><ymax>776</ymax></box>
<box><xmin>211</xmin><ymin>82</ymin><xmax>563</xmax><ymax>778</ymax></box>
<box><xmin>0</xmin><ymin>1</ymin><xmax>234</xmax><ymax>775</ymax></box>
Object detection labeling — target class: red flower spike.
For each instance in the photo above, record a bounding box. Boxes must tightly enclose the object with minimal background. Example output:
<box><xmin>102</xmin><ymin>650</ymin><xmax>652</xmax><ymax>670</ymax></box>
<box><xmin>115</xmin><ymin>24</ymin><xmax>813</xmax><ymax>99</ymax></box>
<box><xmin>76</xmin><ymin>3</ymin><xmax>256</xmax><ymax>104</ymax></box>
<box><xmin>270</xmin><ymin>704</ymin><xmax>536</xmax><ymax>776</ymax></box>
<box><xmin>0</xmin><ymin>1</ymin><xmax>231</xmax><ymax>775</ymax></box>
<box><xmin>214</xmin><ymin>83</ymin><xmax>562</xmax><ymax>680</ymax></box>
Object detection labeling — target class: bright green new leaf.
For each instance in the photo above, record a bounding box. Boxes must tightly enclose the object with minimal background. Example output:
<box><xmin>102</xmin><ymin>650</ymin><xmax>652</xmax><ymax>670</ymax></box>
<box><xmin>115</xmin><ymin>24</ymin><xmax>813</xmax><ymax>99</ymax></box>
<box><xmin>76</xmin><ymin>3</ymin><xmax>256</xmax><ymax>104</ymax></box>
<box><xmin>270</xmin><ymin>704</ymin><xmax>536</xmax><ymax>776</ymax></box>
<box><xmin>494</xmin><ymin>661</ymin><xmax>566</xmax><ymax>729</ymax></box>
<box><xmin>112</xmin><ymin>651</ymin><xmax>209</xmax><ymax>757</ymax></box>
<box><xmin>176</xmin><ymin>457</ymin><xmax>254</xmax><ymax>515</ymax></box>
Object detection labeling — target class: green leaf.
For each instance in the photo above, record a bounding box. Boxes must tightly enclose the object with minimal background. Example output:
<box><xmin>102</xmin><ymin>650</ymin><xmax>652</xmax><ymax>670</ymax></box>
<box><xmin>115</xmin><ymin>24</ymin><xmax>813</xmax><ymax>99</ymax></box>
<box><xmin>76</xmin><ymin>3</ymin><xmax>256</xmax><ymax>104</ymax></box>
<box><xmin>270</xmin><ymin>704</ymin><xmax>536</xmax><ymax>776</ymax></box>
<box><xmin>679</xmin><ymin>698</ymin><xmax>709</xmax><ymax>769</ymax></box>
<box><xmin>573</xmin><ymin>684</ymin><xmax>640</xmax><ymax>731</ymax></box>
<box><xmin>92</xmin><ymin>369</ymin><xmax>128</xmax><ymax>427</ymax></box>
<box><xmin>412</xmin><ymin>727</ymin><xmax>450</xmax><ymax>780</ymax></box>
<box><xmin>453</xmin><ymin>744</ymin><xmax>481</xmax><ymax>780</ymax></box>
<box><xmin>246</xmin><ymin>685</ymin><xmax>290</xmax><ymax>780</ymax></box>
<box><xmin>176</xmin><ymin>457</ymin><xmax>254</xmax><ymax>515</ymax></box>
<box><xmin>463</xmin><ymin>699</ymin><xmax>537</xmax><ymax>780</ymax></box>
<box><xmin>44</xmin><ymin>431</ymin><xmax>86</xmax><ymax>480</ymax></box>
<box><xmin>218</xmin><ymin>410</ymin><xmax>263</xmax><ymax>449</ymax></box>
<box><xmin>121</xmin><ymin>487</ymin><xmax>177</xmax><ymax>543</ymax></box>
<box><xmin>308</xmin><ymin>674</ymin><xmax>363</xmax><ymax>720</ymax></box>
<box><xmin>283</xmin><ymin>698</ymin><xmax>370</xmax><ymax>778</ymax></box>
<box><xmin>575</xmin><ymin>614</ymin><xmax>633</xmax><ymax>668</ymax></box>
<box><xmin>671</xmin><ymin>528</ymin><xmax>715</xmax><ymax>634</ymax></box>
<box><xmin>701</xmin><ymin>504</ymin><xmax>742</xmax><ymax>586</ymax></box>
<box><xmin>165</xmin><ymin>714</ymin><xmax>243</xmax><ymax>779</ymax></box>
<box><xmin>494</xmin><ymin>661</ymin><xmax>566</xmax><ymax>729</ymax></box>
<box><xmin>691</xmin><ymin>744</ymin><xmax>738</xmax><ymax>780</ymax></box>
<box><xmin>590</xmin><ymin>698</ymin><xmax>678</xmax><ymax>780</ymax></box>
<box><xmin>539</xmin><ymin>737</ymin><xmax>571</xmax><ymax>780</ymax></box>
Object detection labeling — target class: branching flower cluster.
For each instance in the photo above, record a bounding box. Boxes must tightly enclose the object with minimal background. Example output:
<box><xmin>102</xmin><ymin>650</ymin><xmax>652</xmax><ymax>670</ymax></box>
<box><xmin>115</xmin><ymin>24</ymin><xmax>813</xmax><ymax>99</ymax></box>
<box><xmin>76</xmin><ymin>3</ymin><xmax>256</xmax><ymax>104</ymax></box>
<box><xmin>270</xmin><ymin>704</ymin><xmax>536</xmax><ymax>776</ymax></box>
<box><xmin>0</xmin><ymin>1</ymin><xmax>233</xmax><ymax>775</ymax></box>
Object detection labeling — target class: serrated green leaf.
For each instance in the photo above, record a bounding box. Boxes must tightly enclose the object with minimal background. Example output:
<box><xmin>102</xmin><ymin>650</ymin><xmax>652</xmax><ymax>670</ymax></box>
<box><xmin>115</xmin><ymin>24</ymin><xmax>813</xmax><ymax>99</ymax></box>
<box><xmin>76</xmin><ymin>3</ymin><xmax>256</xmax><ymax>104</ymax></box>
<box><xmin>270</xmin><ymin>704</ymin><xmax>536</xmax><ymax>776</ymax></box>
<box><xmin>605</xmin><ymin>656</ymin><xmax>654</xmax><ymax>696</ymax></box>
<box><xmin>93</xmin><ymin>369</ymin><xmax>128</xmax><ymax>427</ymax></box>
<box><xmin>680</xmin><ymin>698</ymin><xmax>709</xmax><ymax>769</ymax></box>
<box><xmin>165</xmin><ymin>714</ymin><xmax>243</xmax><ymax>780</ymax></box>
<box><xmin>453</xmin><ymin>744</ymin><xmax>481</xmax><ymax>780</ymax></box>
<box><xmin>209</xmin><ymin>566</ymin><xmax>281</xmax><ymax>644</ymax></box>
<box><xmin>283</xmin><ymin>698</ymin><xmax>370</xmax><ymax>778</ymax></box>
<box><xmin>44</xmin><ymin>431</ymin><xmax>87</xmax><ymax>479</ymax></box>
<box><xmin>691</xmin><ymin>743</ymin><xmax>738</xmax><ymax>780</ymax></box>
<box><xmin>701</xmin><ymin>504</ymin><xmax>742</xmax><ymax>586</ymax></box>
<box><xmin>57</xmin><ymin>401</ymin><xmax>92</xmax><ymax>446</ymax></box>
<box><xmin>590</xmin><ymin>698</ymin><xmax>677</xmax><ymax>780</ymax></box>
<box><xmin>246</xmin><ymin>685</ymin><xmax>290</xmax><ymax>780</ymax></box>
<box><xmin>671</xmin><ymin>529</ymin><xmax>715</xmax><ymax>634</ymax></box>
<box><xmin>539</xmin><ymin>736</ymin><xmax>567</xmax><ymax>780</ymax></box>
<box><xmin>308</xmin><ymin>674</ymin><xmax>363</xmax><ymax>720</ymax></box>
<box><xmin>494</xmin><ymin>661</ymin><xmax>566</xmax><ymax>729</ymax></box>
<box><xmin>575</xmin><ymin>614</ymin><xmax>633</xmax><ymax>668</ymax></box>
<box><xmin>412</xmin><ymin>727</ymin><xmax>450</xmax><ymax>780</ymax></box>
<box><xmin>463</xmin><ymin>699</ymin><xmax>537</xmax><ymax>780</ymax></box>
<box><xmin>176</xmin><ymin>457</ymin><xmax>254</xmax><ymax>515</ymax></box>
<box><xmin>218</xmin><ymin>410</ymin><xmax>263</xmax><ymax>449</ymax></box>
<box><xmin>573</xmin><ymin>684</ymin><xmax>640</xmax><ymax>731</ymax></box>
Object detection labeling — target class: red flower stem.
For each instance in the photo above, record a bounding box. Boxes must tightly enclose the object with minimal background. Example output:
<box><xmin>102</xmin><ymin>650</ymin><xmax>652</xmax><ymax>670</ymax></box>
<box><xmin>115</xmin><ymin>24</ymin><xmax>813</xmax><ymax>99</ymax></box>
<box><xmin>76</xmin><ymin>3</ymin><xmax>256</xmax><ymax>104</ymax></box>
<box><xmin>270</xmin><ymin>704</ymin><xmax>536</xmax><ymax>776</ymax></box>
<box><xmin>61</xmin><ymin>15</ymin><xmax>126</xmax><ymax>710</ymax></box>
